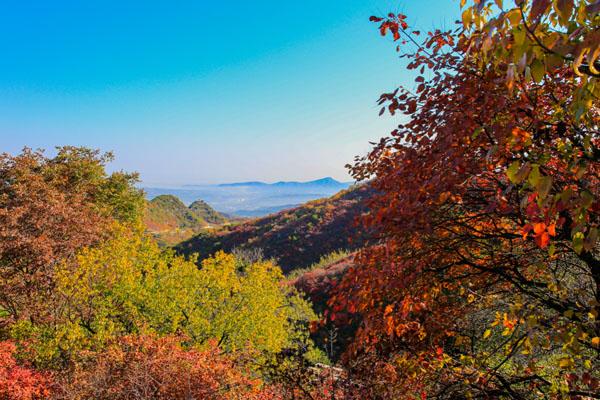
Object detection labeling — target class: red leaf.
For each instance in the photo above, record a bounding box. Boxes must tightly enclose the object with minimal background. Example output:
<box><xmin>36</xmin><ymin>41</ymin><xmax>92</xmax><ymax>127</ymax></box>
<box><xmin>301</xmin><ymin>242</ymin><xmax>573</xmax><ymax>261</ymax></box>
<box><xmin>530</xmin><ymin>0</ymin><xmax>551</xmax><ymax>21</ymax></box>
<box><xmin>522</xmin><ymin>224</ymin><xmax>533</xmax><ymax>239</ymax></box>
<box><xmin>533</xmin><ymin>222</ymin><xmax>546</xmax><ymax>234</ymax></box>
<box><xmin>535</xmin><ymin>231</ymin><xmax>550</xmax><ymax>248</ymax></box>
<box><xmin>380</xmin><ymin>23</ymin><xmax>389</xmax><ymax>36</ymax></box>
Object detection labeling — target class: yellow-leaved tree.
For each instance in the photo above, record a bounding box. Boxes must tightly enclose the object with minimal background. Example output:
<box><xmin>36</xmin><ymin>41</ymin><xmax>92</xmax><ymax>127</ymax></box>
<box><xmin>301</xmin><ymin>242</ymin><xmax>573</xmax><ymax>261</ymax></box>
<box><xmin>12</xmin><ymin>223</ymin><xmax>320</xmax><ymax>368</ymax></box>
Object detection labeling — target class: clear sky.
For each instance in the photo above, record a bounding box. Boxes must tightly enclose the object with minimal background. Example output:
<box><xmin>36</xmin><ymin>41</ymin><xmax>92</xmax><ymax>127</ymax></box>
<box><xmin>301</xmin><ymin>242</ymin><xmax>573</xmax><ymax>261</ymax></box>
<box><xmin>0</xmin><ymin>0</ymin><xmax>458</xmax><ymax>185</ymax></box>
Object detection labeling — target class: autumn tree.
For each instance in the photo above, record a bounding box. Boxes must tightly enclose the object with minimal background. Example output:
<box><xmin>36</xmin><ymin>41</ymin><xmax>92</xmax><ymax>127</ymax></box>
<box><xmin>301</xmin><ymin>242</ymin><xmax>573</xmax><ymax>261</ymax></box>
<box><xmin>11</xmin><ymin>222</ymin><xmax>322</xmax><ymax>368</ymax></box>
<box><xmin>331</xmin><ymin>1</ymin><xmax>600</xmax><ymax>398</ymax></box>
<box><xmin>0</xmin><ymin>147</ymin><xmax>143</xmax><ymax>330</ymax></box>
<box><xmin>54</xmin><ymin>334</ymin><xmax>281</xmax><ymax>400</ymax></box>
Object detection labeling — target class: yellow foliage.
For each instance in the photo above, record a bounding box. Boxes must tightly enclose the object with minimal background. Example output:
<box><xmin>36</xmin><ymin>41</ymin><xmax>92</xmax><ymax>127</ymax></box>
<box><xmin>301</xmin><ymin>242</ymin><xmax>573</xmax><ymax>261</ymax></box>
<box><xmin>21</xmin><ymin>223</ymin><xmax>317</xmax><ymax>366</ymax></box>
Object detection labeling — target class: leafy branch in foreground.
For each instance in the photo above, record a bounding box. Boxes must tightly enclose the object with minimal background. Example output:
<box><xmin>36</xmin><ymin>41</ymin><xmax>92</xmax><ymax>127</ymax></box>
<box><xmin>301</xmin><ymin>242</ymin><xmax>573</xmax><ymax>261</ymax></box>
<box><xmin>330</xmin><ymin>1</ymin><xmax>599</xmax><ymax>398</ymax></box>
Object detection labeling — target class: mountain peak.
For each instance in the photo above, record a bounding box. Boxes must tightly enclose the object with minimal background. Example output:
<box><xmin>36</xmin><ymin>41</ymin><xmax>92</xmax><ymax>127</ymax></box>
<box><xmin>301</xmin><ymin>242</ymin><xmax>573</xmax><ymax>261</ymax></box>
<box><xmin>150</xmin><ymin>194</ymin><xmax>187</xmax><ymax>207</ymax></box>
<box><xmin>308</xmin><ymin>177</ymin><xmax>339</xmax><ymax>185</ymax></box>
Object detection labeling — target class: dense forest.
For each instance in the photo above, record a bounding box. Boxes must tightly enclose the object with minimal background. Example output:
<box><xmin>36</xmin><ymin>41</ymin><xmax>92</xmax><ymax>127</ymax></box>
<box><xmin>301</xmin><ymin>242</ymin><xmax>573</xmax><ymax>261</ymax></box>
<box><xmin>1</xmin><ymin>0</ymin><xmax>599</xmax><ymax>399</ymax></box>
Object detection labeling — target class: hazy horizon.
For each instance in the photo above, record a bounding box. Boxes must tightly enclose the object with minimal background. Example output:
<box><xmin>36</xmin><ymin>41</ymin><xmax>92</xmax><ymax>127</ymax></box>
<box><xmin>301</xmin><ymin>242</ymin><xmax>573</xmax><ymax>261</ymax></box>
<box><xmin>140</xmin><ymin>175</ymin><xmax>354</xmax><ymax>187</ymax></box>
<box><xmin>142</xmin><ymin>175</ymin><xmax>354</xmax><ymax>216</ymax></box>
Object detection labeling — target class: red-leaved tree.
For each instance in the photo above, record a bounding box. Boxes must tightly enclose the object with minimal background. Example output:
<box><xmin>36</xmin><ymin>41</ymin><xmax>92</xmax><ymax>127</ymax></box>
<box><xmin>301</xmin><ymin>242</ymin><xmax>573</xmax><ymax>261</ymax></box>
<box><xmin>331</xmin><ymin>1</ymin><xmax>599</xmax><ymax>398</ymax></box>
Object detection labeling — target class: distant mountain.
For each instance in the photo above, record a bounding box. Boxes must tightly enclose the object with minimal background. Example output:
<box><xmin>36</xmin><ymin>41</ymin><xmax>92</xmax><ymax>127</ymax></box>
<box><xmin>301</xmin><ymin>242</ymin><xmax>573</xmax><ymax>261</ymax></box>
<box><xmin>305</xmin><ymin>177</ymin><xmax>343</xmax><ymax>186</ymax></box>
<box><xmin>217</xmin><ymin>181</ymin><xmax>268</xmax><ymax>187</ymax></box>
<box><xmin>143</xmin><ymin>195</ymin><xmax>228</xmax><ymax>246</ymax></box>
<box><xmin>175</xmin><ymin>185</ymin><xmax>373</xmax><ymax>273</ymax></box>
<box><xmin>219</xmin><ymin>177</ymin><xmax>349</xmax><ymax>189</ymax></box>
<box><xmin>143</xmin><ymin>177</ymin><xmax>353</xmax><ymax>217</ymax></box>
<box><xmin>275</xmin><ymin>177</ymin><xmax>347</xmax><ymax>187</ymax></box>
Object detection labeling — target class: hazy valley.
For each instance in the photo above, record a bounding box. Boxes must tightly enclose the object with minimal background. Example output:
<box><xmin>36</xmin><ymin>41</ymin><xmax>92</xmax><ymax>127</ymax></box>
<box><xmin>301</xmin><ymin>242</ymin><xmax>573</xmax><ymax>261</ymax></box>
<box><xmin>142</xmin><ymin>177</ymin><xmax>352</xmax><ymax>217</ymax></box>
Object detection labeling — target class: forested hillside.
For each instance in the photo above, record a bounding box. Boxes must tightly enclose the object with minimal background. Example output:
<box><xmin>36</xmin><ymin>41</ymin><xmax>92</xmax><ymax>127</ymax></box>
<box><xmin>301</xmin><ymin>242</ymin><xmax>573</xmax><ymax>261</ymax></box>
<box><xmin>143</xmin><ymin>194</ymin><xmax>228</xmax><ymax>245</ymax></box>
<box><xmin>176</xmin><ymin>185</ymin><xmax>372</xmax><ymax>273</ymax></box>
<box><xmin>189</xmin><ymin>199</ymin><xmax>228</xmax><ymax>224</ymax></box>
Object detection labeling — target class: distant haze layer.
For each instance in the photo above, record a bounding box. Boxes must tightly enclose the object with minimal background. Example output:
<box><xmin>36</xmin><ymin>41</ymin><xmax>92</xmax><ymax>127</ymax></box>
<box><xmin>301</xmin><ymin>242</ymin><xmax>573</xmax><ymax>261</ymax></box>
<box><xmin>142</xmin><ymin>177</ymin><xmax>352</xmax><ymax>217</ymax></box>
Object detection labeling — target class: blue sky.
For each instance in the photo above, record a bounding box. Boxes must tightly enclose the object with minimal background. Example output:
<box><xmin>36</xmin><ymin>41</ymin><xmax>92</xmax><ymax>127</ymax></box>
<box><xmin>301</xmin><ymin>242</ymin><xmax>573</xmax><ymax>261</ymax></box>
<box><xmin>0</xmin><ymin>0</ymin><xmax>458</xmax><ymax>185</ymax></box>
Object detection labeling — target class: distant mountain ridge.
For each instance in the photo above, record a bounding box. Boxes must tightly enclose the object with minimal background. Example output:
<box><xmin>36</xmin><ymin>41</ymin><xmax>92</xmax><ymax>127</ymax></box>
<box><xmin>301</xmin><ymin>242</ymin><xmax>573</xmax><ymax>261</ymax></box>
<box><xmin>217</xmin><ymin>177</ymin><xmax>350</xmax><ymax>188</ymax></box>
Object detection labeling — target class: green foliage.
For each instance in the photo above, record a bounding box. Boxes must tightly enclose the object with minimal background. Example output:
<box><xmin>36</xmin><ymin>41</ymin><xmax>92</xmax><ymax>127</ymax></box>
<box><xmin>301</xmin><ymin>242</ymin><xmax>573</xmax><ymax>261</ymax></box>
<box><xmin>96</xmin><ymin>171</ymin><xmax>145</xmax><ymax>224</ymax></box>
<box><xmin>14</xmin><ymin>224</ymin><xmax>318</xmax><ymax>367</ymax></box>
<box><xmin>287</xmin><ymin>250</ymin><xmax>350</xmax><ymax>279</ymax></box>
<box><xmin>189</xmin><ymin>199</ymin><xmax>228</xmax><ymax>224</ymax></box>
<box><xmin>143</xmin><ymin>195</ymin><xmax>228</xmax><ymax>246</ymax></box>
<box><xmin>144</xmin><ymin>195</ymin><xmax>204</xmax><ymax>229</ymax></box>
<box><xmin>47</xmin><ymin>146</ymin><xmax>144</xmax><ymax>224</ymax></box>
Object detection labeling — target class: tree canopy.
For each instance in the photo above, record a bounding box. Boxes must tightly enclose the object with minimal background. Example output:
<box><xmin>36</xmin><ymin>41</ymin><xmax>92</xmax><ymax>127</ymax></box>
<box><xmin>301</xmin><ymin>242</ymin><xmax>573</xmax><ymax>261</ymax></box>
<box><xmin>0</xmin><ymin>147</ymin><xmax>143</xmax><ymax>328</ymax></box>
<box><xmin>331</xmin><ymin>0</ymin><xmax>600</xmax><ymax>398</ymax></box>
<box><xmin>0</xmin><ymin>147</ymin><xmax>330</xmax><ymax>399</ymax></box>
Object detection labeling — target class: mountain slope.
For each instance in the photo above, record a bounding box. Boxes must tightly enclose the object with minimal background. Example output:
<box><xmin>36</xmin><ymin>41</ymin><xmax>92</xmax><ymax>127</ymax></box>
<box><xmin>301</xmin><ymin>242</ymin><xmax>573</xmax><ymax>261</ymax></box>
<box><xmin>289</xmin><ymin>255</ymin><xmax>357</xmax><ymax>360</ymax></box>
<box><xmin>144</xmin><ymin>195</ymin><xmax>228</xmax><ymax>245</ymax></box>
<box><xmin>189</xmin><ymin>199</ymin><xmax>228</xmax><ymax>224</ymax></box>
<box><xmin>175</xmin><ymin>185</ymin><xmax>372</xmax><ymax>273</ymax></box>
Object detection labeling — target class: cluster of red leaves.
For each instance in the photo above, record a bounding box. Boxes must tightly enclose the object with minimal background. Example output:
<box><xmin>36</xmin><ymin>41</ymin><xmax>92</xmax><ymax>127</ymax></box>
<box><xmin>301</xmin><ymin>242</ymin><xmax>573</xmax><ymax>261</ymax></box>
<box><xmin>0</xmin><ymin>341</ymin><xmax>52</xmax><ymax>400</ymax></box>
<box><xmin>2</xmin><ymin>333</ymin><xmax>352</xmax><ymax>400</ymax></box>
<box><xmin>55</xmin><ymin>335</ymin><xmax>280</xmax><ymax>400</ymax></box>
<box><xmin>370</xmin><ymin>13</ymin><xmax>408</xmax><ymax>40</ymax></box>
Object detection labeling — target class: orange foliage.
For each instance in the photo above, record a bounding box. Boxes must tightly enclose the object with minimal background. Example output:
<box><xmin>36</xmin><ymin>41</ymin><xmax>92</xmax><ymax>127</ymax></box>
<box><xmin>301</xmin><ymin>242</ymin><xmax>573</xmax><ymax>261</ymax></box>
<box><xmin>330</xmin><ymin>3</ymin><xmax>600</xmax><ymax>398</ymax></box>
<box><xmin>0</xmin><ymin>341</ymin><xmax>52</xmax><ymax>400</ymax></box>
<box><xmin>0</xmin><ymin>149</ymin><xmax>108</xmax><ymax>324</ymax></box>
<box><xmin>56</xmin><ymin>334</ymin><xmax>280</xmax><ymax>400</ymax></box>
